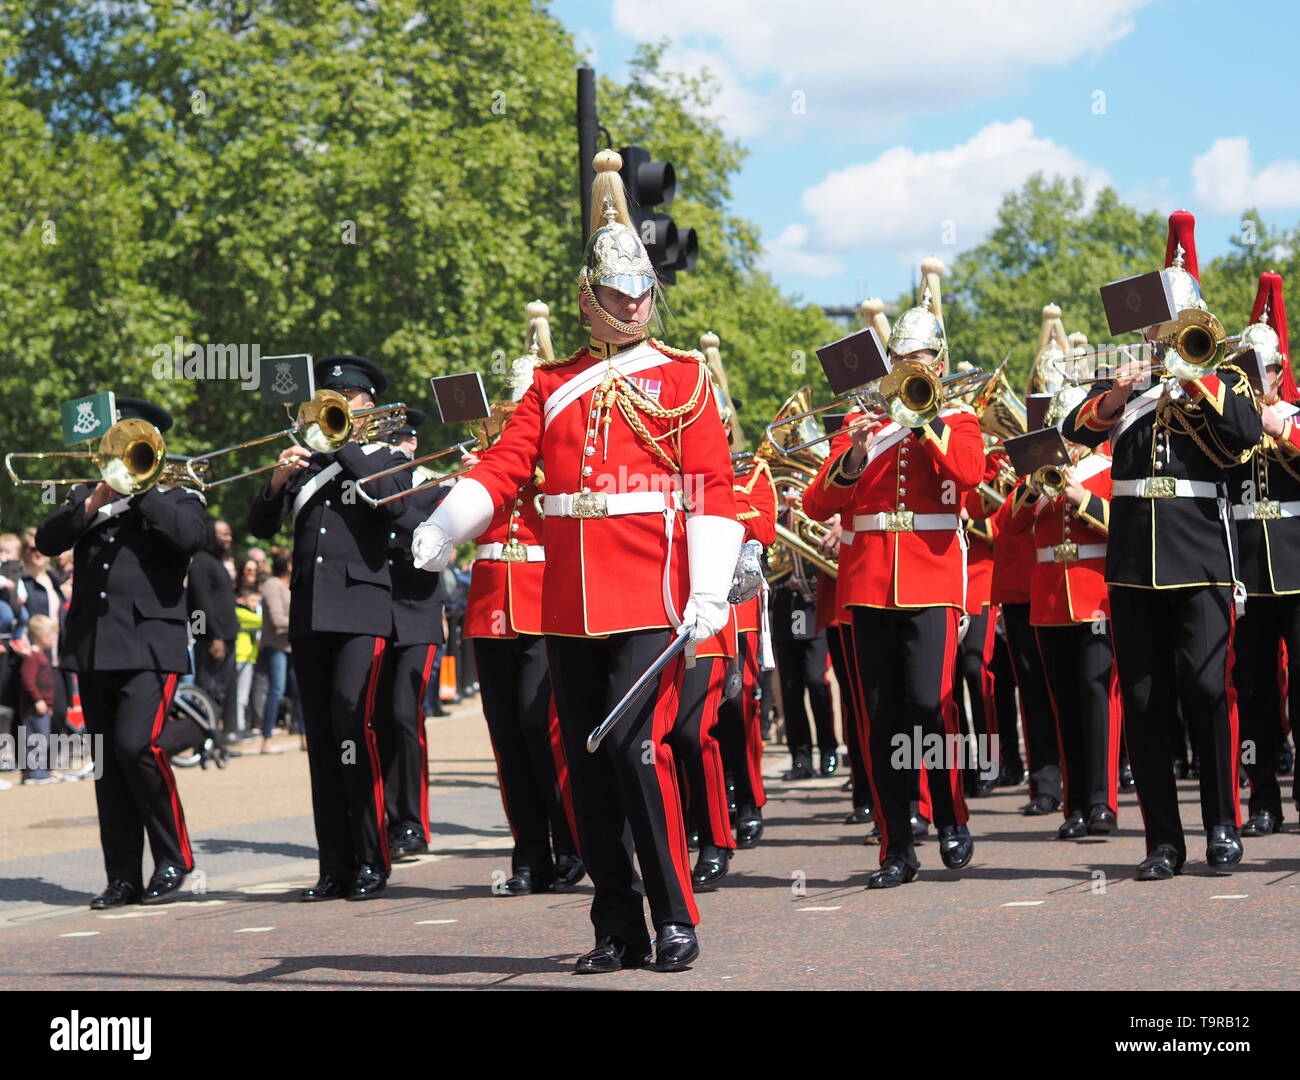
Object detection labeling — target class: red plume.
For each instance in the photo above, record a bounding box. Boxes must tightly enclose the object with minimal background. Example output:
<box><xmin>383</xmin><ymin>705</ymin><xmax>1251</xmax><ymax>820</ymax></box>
<box><xmin>1164</xmin><ymin>210</ymin><xmax>1199</xmax><ymax>281</ymax></box>
<box><xmin>1252</xmin><ymin>271</ymin><xmax>1296</xmax><ymax>403</ymax></box>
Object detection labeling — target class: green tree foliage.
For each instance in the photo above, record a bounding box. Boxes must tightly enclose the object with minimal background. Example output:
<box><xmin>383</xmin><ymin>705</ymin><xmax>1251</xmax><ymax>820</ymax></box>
<box><xmin>917</xmin><ymin>175</ymin><xmax>1300</xmax><ymax>395</ymax></box>
<box><xmin>1</xmin><ymin>2</ymin><xmax>831</xmax><ymax>535</ymax></box>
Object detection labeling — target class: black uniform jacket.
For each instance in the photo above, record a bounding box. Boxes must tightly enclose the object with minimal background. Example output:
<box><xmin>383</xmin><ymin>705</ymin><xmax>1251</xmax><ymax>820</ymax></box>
<box><xmin>1063</xmin><ymin>367</ymin><xmax>1262</xmax><ymax>589</ymax></box>
<box><xmin>188</xmin><ymin>549</ymin><xmax>238</xmax><ymax>641</ymax></box>
<box><xmin>387</xmin><ymin>480</ymin><xmax>448</xmax><ymax>648</ymax></box>
<box><xmin>1227</xmin><ymin>416</ymin><xmax>1300</xmax><ymax>595</ymax></box>
<box><xmin>247</xmin><ymin>442</ymin><xmax>411</xmax><ymax>638</ymax></box>
<box><xmin>35</xmin><ymin>484</ymin><xmax>207</xmax><ymax>673</ymax></box>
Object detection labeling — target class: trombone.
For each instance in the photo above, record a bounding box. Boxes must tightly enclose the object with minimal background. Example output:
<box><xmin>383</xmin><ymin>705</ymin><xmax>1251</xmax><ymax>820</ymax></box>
<box><xmin>1054</xmin><ymin>309</ymin><xmax>1239</xmax><ymax>387</ymax></box>
<box><xmin>184</xmin><ymin>389</ymin><xmax>406</xmax><ymax>489</ymax></box>
<box><xmin>355</xmin><ymin>439</ymin><xmax>478</xmax><ymax>508</ymax></box>
<box><xmin>5</xmin><ymin>419</ymin><xmax>196</xmax><ymax>495</ymax></box>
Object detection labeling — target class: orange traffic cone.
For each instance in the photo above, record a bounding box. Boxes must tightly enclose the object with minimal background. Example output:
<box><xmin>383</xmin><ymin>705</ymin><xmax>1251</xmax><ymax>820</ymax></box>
<box><xmin>439</xmin><ymin>654</ymin><xmax>457</xmax><ymax>702</ymax></box>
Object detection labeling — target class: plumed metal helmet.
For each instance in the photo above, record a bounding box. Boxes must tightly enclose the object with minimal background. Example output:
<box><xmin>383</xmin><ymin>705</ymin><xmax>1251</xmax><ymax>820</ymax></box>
<box><xmin>502</xmin><ymin>300</ymin><xmax>552</xmax><ymax>402</ymax></box>
<box><xmin>580</xmin><ymin>150</ymin><xmax>657</xmax><ymax>301</ymax></box>
<box><xmin>1243</xmin><ymin>270</ymin><xmax>1295</xmax><ymax>402</ymax></box>
<box><xmin>1164</xmin><ymin>210</ymin><xmax>1207</xmax><ymax>314</ymax></box>
<box><xmin>887</xmin><ymin>257</ymin><xmax>947</xmax><ymax>366</ymax></box>
<box><xmin>1026</xmin><ymin>304</ymin><xmax>1070</xmax><ymax>396</ymax></box>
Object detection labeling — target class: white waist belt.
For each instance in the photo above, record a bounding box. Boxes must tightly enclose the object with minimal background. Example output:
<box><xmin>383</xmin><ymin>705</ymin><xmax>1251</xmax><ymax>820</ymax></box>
<box><xmin>475</xmin><ymin>542</ymin><xmax>545</xmax><ymax>563</ymax></box>
<box><xmin>851</xmin><ymin>511</ymin><xmax>960</xmax><ymax>533</ymax></box>
<box><xmin>1232</xmin><ymin>500</ymin><xmax>1300</xmax><ymax>521</ymax></box>
<box><xmin>1036</xmin><ymin>543</ymin><xmax>1107</xmax><ymax>564</ymax></box>
<box><xmin>1112</xmin><ymin>478</ymin><xmax>1219</xmax><ymax>499</ymax></box>
<box><xmin>542</xmin><ymin>490</ymin><xmax>683</xmax><ymax>518</ymax></box>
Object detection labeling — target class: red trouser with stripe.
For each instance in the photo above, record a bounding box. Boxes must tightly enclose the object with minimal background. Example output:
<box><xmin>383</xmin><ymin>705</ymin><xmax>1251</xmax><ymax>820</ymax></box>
<box><xmin>78</xmin><ymin>669</ymin><xmax>192</xmax><ymax>889</ymax></box>
<box><xmin>292</xmin><ymin>633</ymin><xmax>390</xmax><ymax>879</ymax></box>
<box><xmin>547</xmin><ymin>630</ymin><xmax>698</xmax><ymax>948</ymax></box>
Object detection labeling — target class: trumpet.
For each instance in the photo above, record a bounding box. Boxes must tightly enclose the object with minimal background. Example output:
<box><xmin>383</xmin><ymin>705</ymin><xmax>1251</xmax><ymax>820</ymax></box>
<box><xmin>5</xmin><ymin>419</ymin><xmax>193</xmax><ymax>495</ymax></box>
<box><xmin>184</xmin><ymin>389</ymin><xmax>406</xmax><ymax>489</ymax></box>
<box><xmin>1055</xmin><ymin>309</ymin><xmax>1238</xmax><ymax>386</ymax></box>
<box><xmin>1028</xmin><ymin>463</ymin><xmax>1070</xmax><ymax>498</ymax></box>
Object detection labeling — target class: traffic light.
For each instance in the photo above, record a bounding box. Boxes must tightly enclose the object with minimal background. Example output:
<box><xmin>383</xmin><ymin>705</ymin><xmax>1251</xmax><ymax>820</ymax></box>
<box><xmin>619</xmin><ymin>145</ymin><xmax>698</xmax><ymax>285</ymax></box>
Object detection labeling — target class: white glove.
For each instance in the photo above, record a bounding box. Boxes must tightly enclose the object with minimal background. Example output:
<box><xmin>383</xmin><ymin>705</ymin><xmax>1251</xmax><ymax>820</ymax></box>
<box><xmin>682</xmin><ymin>515</ymin><xmax>744</xmax><ymax>643</ymax></box>
<box><xmin>411</xmin><ymin>477</ymin><xmax>495</xmax><ymax>573</ymax></box>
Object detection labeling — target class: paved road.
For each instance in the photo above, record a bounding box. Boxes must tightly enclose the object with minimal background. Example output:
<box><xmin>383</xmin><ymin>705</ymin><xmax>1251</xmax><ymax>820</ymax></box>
<box><xmin>1</xmin><ymin>703</ymin><xmax>1297</xmax><ymax>991</ymax></box>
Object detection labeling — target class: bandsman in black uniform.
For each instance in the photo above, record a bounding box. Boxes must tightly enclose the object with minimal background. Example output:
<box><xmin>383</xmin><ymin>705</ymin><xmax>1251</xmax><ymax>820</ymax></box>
<box><xmin>36</xmin><ymin>397</ymin><xmax>207</xmax><ymax>908</ymax></box>
<box><xmin>248</xmin><ymin>356</ymin><xmax>412</xmax><ymax>900</ymax></box>
<box><xmin>1228</xmin><ymin>271</ymin><xmax>1297</xmax><ymax>836</ymax></box>
<box><xmin>373</xmin><ymin>408</ymin><xmax>448</xmax><ymax>858</ymax></box>
<box><xmin>1063</xmin><ymin>211</ymin><xmax>1262</xmax><ymax>879</ymax></box>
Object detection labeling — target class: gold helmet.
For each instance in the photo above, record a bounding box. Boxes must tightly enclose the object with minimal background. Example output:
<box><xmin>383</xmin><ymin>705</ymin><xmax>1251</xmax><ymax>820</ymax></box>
<box><xmin>579</xmin><ymin>150</ymin><xmax>657</xmax><ymax>336</ymax></box>
<box><xmin>887</xmin><ymin>256</ymin><xmax>947</xmax><ymax>368</ymax></box>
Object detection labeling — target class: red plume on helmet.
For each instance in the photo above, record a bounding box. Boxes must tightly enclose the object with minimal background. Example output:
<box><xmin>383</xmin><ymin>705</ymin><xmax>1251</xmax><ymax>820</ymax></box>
<box><xmin>1251</xmin><ymin>271</ymin><xmax>1296</xmax><ymax>404</ymax></box>
<box><xmin>1164</xmin><ymin>210</ymin><xmax>1199</xmax><ymax>281</ymax></box>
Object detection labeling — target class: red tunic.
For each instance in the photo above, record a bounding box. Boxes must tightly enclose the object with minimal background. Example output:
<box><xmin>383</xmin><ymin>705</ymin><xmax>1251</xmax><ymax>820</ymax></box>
<box><xmin>465</xmin><ymin>476</ymin><xmax>544</xmax><ymax>639</ymax></box>
<box><xmin>465</xmin><ymin>340</ymin><xmax>737</xmax><ymax>637</ymax></box>
<box><xmin>733</xmin><ymin>459</ymin><xmax>777</xmax><ymax>635</ymax></box>
<box><xmin>1004</xmin><ymin>453</ymin><xmax>1112</xmax><ymax>626</ymax></box>
<box><xmin>802</xmin><ymin>408</ymin><xmax>984</xmax><ymax>611</ymax></box>
<box><xmin>990</xmin><ymin>482</ymin><xmax>1035</xmax><ymax>606</ymax></box>
<box><xmin>962</xmin><ymin>483</ymin><xmax>996</xmax><ymax>615</ymax></box>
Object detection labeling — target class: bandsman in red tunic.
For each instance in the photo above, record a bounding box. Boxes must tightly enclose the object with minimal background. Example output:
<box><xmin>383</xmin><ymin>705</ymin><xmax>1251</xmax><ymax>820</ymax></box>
<box><xmin>463</xmin><ymin>302</ymin><xmax>581</xmax><ymax>896</ymax></box>
<box><xmin>803</xmin><ymin>258</ymin><xmax>983</xmax><ymax>888</ymax></box>
<box><xmin>414</xmin><ymin>152</ymin><xmax>740</xmax><ymax>972</ymax></box>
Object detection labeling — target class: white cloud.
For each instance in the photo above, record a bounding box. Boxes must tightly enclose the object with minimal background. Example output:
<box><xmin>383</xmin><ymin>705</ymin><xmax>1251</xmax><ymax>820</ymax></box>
<box><xmin>610</xmin><ymin>0</ymin><xmax>1150</xmax><ymax>137</ymax></box>
<box><xmin>796</xmin><ymin>119</ymin><xmax>1110</xmax><ymax>254</ymax></box>
<box><xmin>1192</xmin><ymin>137</ymin><xmax>1300</xmax><ymax>214</ymax></box>
<box><xmin>761</xmin><ymin>225</ymin><xmax>845</xmax><ymax>278</ymax></box>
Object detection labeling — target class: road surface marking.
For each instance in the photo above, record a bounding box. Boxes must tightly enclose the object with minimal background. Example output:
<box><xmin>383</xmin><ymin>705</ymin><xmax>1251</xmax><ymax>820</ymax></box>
<box><xmin>234</xmin><ymin>926</ymin><xmax>276</xmax><ymax>933</ymax></box>
<box><xmin>415</xmin><ymin>919</ymin><xmax>459</xmax><ymax>925</ymax></box>
<box><xmin>60</xmin><ymin>931</ymin><xmax>100</xmax><ymax>937</ymax></box>
<box><xmin>796</xmin><ymin>906</ymin><xmax>842</xmax><ymax>912</ymax></box>
<box><xmin>1210</xmin><ymin>894</ymin><xmax>1248</xmax><ymax>900</ymax></box>
<box><xmin>1002</xmin><ymin>901</ymin><xmax>1046</xmax><ymax>907</ymax></box>
<box><xmin>98</xmin><ymin>910</ymin><xmax>169</xmax><ymax>919</ymax></box>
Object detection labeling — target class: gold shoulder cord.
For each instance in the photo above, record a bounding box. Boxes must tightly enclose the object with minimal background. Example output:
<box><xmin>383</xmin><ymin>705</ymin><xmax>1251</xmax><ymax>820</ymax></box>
<box><xmin>593</xmin><ymin>353</ymin><xmax>708</xmax><ymax>472</ymax></box>
<box><xmin>1154</xmin><ymin>364</ymin><xmax>1255</xmax><ymax>470</ymax></box>
<box><xmin>536</xmin><ymin>346</ymin><xmax>584</xmax><ymax>370</ymax></box>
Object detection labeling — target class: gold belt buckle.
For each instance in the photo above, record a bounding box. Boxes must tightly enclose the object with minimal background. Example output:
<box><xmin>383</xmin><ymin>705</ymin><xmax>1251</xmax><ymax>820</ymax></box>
<box><xmin>571</xmin><ymin>491</ymin><xmax>607</xmax><ymax>518</ymax></box>
<box><xmin>499</xmin><ymin>539</ymin><xmax>528</xmax><ymax>562</ymax></box>
<box><xmin>1254</xmin><ymin>499</ymin><xmax>1282</xmax><ymax>520</ymax></box>
<box><xmin>1053</xmin><ymin>542</ymin><xmax>1079</xmax><ymax>563</ymax></box>
<box><xmin>1143</xmin><ymin>476</ymin><xmax>1177</xmax><ymax>498</ymax></box>
<box><xmin>883</xmin><ymin>510</ymin><xmax>915</xmax><ymax>532</ymax></box>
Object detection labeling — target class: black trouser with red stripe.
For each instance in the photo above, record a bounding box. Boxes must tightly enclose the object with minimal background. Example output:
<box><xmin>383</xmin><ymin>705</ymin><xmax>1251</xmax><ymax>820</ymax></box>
<box><xmin>474</xmin><ymin>635</ymin><xmax>576</xmax><ymax>881</ymax></box>
<box><xmin>1035</xmin><ymin>622</ymin><xmax>1120</xmax><ymax>818</ymax></box>
<box><xmin>851</xmin><ymin>606</ymin><xmax>967</xmax><ymax>869</ymax></box>
<box><xmin>375</xmin><ymin>642</ymin><xmax>438</xmax><ymax>843</ymax></box>
<box><xmin>774</xmin><ymin>634</ymin><xmax>836</xmax><ymax>754</ymax></box>
<box><xmin>670</xmin><ymin>656</ymin><xmax>733</xmax><ymax>848</ymax></box>
<box><xmin>547</xmin><ymin>630</ymin><xmax>696</xmax><ymax>949</ymax></box>
<box><xmin>79</xmin><ymin>669</ymin><xmax>192</xmax><ymax>889</ymax></box>
<box><xmin>717</xmin><ymin>631</ymin><xmax>766</xmax><ymax>810</ymax></box>
<box><xmin>1108</xmin><ymin>585</ymin><xmax>1241</xmax><ymax>858</ymax></box>
<box><xmin>1002</xmin><ymin>603</ymin><xmax>1062</xmax><ymax>803</ymax></box>
<box><xmin>292</xmin><ymin>633</ymin><xmax>390</xmax><ymax>879</ymax></box>
<box><xmin>956</xmin><ymin>605</ymin><xmax>999</xmax><ymax>782</ymax></box>
<box><xmin>1233</xmin><ymin>594</ymin><xmax>1300</xmax><ymax>820</ymax></box>
<box><xmin>990</xmin><ymin>629</ymin><xmax>1024</xmax><ymax>772</ymax></box>
<box><xmin>829</xmin><ymin>623</ymin><xmax>871</xmax><ymax>809</ymax></box>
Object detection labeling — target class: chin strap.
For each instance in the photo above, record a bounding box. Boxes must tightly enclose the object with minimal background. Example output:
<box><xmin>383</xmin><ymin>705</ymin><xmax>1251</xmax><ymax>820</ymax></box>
<box><xmin>580</xmin><ymin>270</ymin><xmax>653</xmax><ymax>337</ymax></box>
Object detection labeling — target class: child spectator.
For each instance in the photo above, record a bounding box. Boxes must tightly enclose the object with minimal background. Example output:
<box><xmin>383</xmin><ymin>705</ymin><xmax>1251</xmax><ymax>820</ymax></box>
<box><xmin>20</xmin><ymin>615</ymin><xmax>60</xmax><ymax>784</ymax></box>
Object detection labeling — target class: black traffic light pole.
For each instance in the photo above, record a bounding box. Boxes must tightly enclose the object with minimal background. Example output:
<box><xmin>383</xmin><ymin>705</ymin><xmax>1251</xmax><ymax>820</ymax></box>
<box><xmin>577</xmin><ymin>66</ymin><xmax>598</xmax><ymax>243</ymax></box>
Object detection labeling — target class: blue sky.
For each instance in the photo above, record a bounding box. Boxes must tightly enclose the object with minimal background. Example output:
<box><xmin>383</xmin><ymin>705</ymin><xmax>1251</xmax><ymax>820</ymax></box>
<box><xmin>547</xmin><ymin>0</ymin><xmax>1300</xmax><ymax>307</ymax></box>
